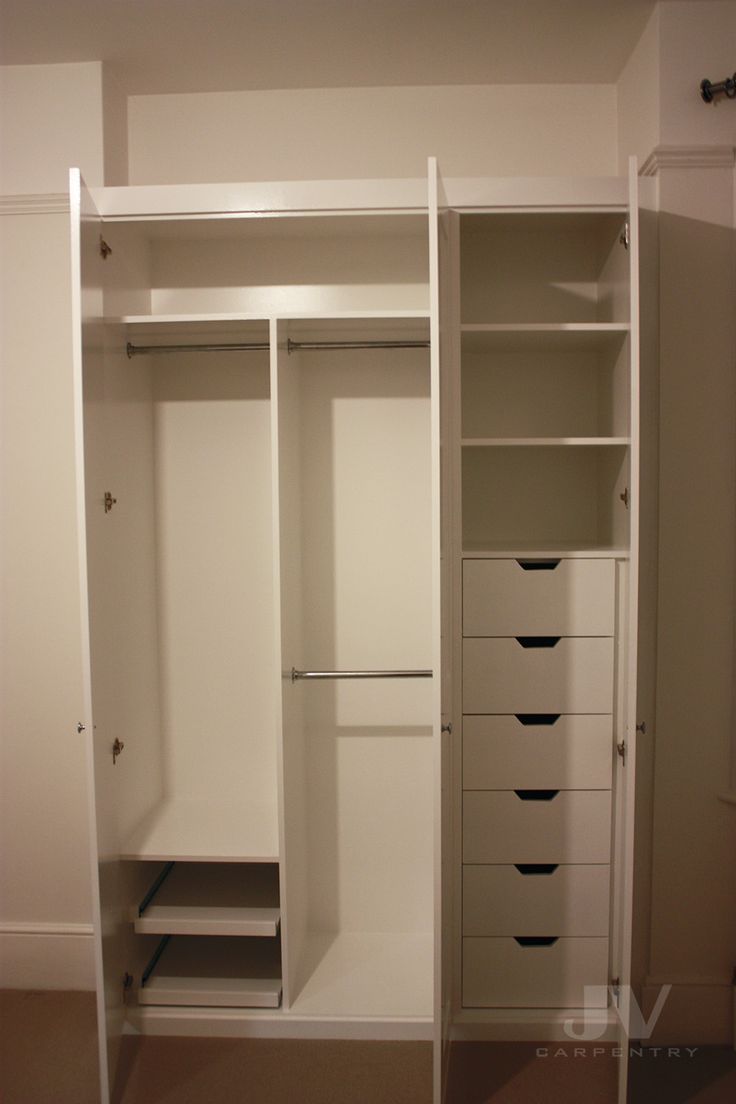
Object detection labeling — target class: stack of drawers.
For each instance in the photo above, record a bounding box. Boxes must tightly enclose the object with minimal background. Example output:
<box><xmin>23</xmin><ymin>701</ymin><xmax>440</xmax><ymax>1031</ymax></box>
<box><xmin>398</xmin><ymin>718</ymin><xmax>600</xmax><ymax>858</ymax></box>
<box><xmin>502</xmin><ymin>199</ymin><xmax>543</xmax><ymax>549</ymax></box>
<box><xmin>461</xmin><ymin>558</ymin><xmax>614</xmax><ymax>1008</ymax></box>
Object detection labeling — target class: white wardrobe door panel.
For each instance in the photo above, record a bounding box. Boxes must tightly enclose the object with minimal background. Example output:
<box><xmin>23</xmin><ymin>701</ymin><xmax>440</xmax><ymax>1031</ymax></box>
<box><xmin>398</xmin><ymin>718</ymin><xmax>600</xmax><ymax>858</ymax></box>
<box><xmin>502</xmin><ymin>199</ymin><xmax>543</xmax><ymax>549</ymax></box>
<box><xmin>463</xmin><ymin>558</ymin><xmax>615</xmax><ymax>637</ymax></box>
<box><xmin>462</xmin><ymin>715</ymin><xmax>613</xmax><ymax>790</ymax></box>
<box><xmin>463</xmin><ymin>790</ymin><xmax>612</xmax><ymax>864</ymax></box>
<box><xmin>462</xmin><ymin>637</ymin><xmax>614</xmax><ymax>714</ymax></box>
<box><xmin>463</xmin><ymin>864</ymin><xmax>611</xmax><ymax>936</ymax></box>
<box><xmin>462</xmin><ymin>937</ymin><xmax>609</xmax><ymax>1008</ymax></box>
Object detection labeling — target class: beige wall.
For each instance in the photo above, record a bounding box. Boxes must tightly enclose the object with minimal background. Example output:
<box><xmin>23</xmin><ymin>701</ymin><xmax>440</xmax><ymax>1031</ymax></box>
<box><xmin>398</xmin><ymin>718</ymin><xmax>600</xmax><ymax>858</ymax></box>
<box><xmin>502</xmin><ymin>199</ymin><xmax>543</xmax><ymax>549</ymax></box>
<box><xmin>127</xmin><ymin>83</ymin><xmax>617</xmax><ymax>184</ymax></box>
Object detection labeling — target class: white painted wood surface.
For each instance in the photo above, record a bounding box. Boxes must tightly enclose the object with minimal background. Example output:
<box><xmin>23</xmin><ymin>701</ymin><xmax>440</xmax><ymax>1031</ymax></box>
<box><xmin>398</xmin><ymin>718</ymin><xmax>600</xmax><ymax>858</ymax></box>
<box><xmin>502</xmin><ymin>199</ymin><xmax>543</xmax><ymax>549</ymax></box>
<box><xmin>463</xmin><ymin>864</ymin><xmax>611</xmax><ymax>936</ymax></box>
<box><xmin>462</xmin><ymin>937</ymin><xmax>609</xmax><ymax>1008</ymax></box>
<box><xmin>462</xmin><ymin>715</ymin><xmax>613</xmax><ymax>791</ymax></box>
<box><xmin>462</xmin><ymin>636</ymin><xmax>614</xmax><ymax>714</ymax></box>
<box><xmin>463</xmin><ymin>790</ymin><xmax>612</xmax><ymax>864</ymax></box>
<box><xmin>462</xmin><ymin>558</ymin><xmax>615</xmax><ymax>637</ymax></box>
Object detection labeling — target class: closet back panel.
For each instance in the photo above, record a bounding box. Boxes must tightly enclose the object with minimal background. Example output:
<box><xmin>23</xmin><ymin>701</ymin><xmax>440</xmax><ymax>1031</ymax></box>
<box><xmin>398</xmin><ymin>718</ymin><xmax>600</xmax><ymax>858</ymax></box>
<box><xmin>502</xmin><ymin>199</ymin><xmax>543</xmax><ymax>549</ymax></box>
<box><xmin>283</xmin><ymin>346</ymin><xmax>434</xmax><ymax>935</ymax></box>
<box><xmin>152</xmin><ymin>353</ymin><xmax>277</xmax><ymax>814</ymax></box>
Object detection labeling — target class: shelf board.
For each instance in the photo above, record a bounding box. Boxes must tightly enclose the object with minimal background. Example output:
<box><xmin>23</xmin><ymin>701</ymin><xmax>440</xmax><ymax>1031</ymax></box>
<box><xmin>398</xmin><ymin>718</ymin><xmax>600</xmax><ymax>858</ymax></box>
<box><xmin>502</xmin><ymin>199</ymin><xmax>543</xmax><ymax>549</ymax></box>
<box><xmin>460</xmin><ymin>323</ymin><xmax>629</xmax><ymax>353</ymax></box>
<box><xmin>288</xmin><ymin>931</ymin><xmax>433</xmax><ymax>1019</ymax></box>
<box><xmin>121</xmin><ymin>797</ymin><xmax>279</xmax><ymax>863</ymax></box>
<box><xmin>139</xmin><ymin>975</ymin><xmax>282</xmax><ymax>1008</ymax></box>
<box><xmin>135</xmin><ymin>906</ymin><xmax>281</xmax><ymax>938</ymax></box>
<box><xmin>462</xmin><ymin>543</ymin><xmax>630</xmax><ymax>560</ymax></box>
<box><xmin>462</xmin><ymin>437</ymin><xmax>630</xmax><ymax>448</ymax></box>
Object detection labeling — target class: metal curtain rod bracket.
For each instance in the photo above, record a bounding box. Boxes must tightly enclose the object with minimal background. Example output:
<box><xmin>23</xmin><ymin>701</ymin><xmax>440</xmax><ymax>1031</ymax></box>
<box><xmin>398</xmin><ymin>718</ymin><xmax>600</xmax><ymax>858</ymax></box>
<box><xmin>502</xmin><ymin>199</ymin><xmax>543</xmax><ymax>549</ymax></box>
<box><xmin>286</xmin><ymin>338</ymin><xmax>430</xmax><ymax>354</ymax></box>
<box><xmin>126</xmin><ymin>341</ymin><xmax>269</xmax><ymax>357</ymax></box>
<box><xmin>700</xmin><ymin>72</ymin><xmax>736</xmax><ymax>103</ymax></box>
<box><xmin>291</xmin><ymin>667</ymin><xmax>432</xmax><ymax>681</ymax></box>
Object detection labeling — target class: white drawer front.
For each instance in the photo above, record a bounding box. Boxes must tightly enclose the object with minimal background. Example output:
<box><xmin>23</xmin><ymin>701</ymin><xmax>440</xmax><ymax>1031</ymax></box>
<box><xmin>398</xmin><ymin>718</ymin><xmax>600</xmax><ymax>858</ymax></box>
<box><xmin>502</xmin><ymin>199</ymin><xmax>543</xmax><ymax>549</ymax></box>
<box><xmin>463</xmin><ymin>714</ymin><xmax>613</xmax><ymax>790</ymax></box>
<box><xmin>463</xmin><ymin>864</ymin><xmax>611</xmax><ymax>936</ymax></box>
<box><xmin>463</xmin><ymin>637</ymin><xmax>614</xmax><ymax>714</ymax></box>
<box><xmin>463</xmin><ymin>790</ymin><xmax>612</xmax><ymax>864</ymax></box>
<box><xmin>463</xmin><ymin>937</ymin><xmax>609</xmax><ymax>1008</ymax></box>
<box><xmin>463</xmin><ymin>558</ymin><xmax>615</xmax><ymax>637</ymax></box>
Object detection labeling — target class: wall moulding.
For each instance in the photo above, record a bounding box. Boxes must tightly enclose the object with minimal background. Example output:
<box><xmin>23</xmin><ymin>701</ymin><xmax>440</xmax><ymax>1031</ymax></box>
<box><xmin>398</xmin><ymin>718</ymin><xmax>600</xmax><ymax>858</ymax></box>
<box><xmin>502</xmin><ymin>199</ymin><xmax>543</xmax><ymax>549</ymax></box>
<box><xmin>640</xmin><ymin>145</ymin><xmax>736</xmax><ymax>176</ymax></box>
<box><xmin>0</xmin><ymin>193</ymin><xmax>70</xmax><ymax>215</ymax></box>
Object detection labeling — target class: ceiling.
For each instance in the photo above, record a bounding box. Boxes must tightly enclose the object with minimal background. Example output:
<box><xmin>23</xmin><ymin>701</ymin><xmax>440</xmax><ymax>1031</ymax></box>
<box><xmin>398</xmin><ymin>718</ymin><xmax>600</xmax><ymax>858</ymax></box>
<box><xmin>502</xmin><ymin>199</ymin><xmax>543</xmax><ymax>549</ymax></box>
<box><xmin>0</xmin><ymin>0</ymin><xmax>663</xmax><ymax>96</ymax></box>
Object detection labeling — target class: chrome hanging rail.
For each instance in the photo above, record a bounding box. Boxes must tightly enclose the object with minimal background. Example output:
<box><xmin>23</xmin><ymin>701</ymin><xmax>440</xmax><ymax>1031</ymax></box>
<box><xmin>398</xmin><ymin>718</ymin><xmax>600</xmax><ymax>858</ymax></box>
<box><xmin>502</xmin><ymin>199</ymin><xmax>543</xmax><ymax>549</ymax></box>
<box><xmin>286</xmin><ymin>338</ymin><xmax>429</xmax><ymax>354</ymax></box>
<box><xmin>125</xmin><ymin>337</ymin><xmax>430</xmax><ymax>358</ymax></box>
<box><xmin>700</xmin><ymin>72</ymin><xmax>736</xmax><ymax>102</ymax></box>
<box><xmin>126</xmin><ymin>341</ymin><xmax>269</xmax><ymax>357</ymax></box>
<box><xmin>291</xmin><ymin>667</ymin><xmax>432</xmax><ymax>682</ymax></box>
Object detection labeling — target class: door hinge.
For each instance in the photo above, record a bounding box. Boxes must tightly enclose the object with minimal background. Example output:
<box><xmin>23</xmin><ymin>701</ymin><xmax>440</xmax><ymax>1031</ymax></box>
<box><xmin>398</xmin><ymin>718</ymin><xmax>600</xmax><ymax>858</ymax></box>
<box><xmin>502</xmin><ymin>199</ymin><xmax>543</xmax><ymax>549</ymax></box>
<box><xmin>441</xmin><ymin>722</ymin><xmax>453</xmax><ymax>735</ymax></box>
<box><xmin>99</xmin><ymin>236</ymin><xmax>112</xmax><ymax>260</ymax></box>
<box><xmin>636</xmin><ymin>721</ymin><xmax>647</xmax><ymax>735</ymax></box>
<box><xmin>611</xmin><ymin>977</ymin><xmax>621</xmax><ymax>1005</ymax></box>
<box><xmin>104</xmin><ymin>491</ymin><xmax>117</xmax><ymax>513</ymax></box>
<box><xmin>619</xmin><ymin>223</ymin><xmax>630</xmax><ymax>250</ymax></box>
<box><xmin>619</xmin><ymin>486</ymin><xmax>629</xmax><ymax>510</ymax></box>
<box><xmin>617</xmin><ymin>740</ymin><xmax>627</xmax><ymax>765</ymax></box>
<box><xmin>112</xmin><ymin>737</ymin><xmax>125</xmax><ymax>765</ymax></box>
<box><xmin>123</xmin><ymin>971</ymin><xmax>133</xmax><ymax>1002</ymax></box>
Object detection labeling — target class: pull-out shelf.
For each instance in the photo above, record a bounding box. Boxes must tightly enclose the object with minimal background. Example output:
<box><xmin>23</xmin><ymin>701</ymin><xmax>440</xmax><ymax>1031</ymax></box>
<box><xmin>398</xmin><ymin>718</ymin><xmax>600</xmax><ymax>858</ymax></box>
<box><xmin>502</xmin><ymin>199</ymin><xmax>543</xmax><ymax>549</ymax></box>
<box><xmin>134</xmin><ymin>862</ymin><xmax>281</xmax><ymax>937</ymax></box>
<box><xmin>139</xmin><ymin>935</ymin><xmax>282</xmax><ymax>1009</ymax></box>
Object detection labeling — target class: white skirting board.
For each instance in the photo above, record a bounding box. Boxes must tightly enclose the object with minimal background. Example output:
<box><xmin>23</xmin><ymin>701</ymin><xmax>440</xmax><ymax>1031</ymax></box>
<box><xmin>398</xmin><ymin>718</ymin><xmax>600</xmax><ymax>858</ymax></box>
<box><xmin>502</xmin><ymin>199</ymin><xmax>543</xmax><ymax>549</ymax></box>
<box><xmin>0</xmin><ymin>923</ymin><xmax>95</xmax><ymax>990</ymax></box>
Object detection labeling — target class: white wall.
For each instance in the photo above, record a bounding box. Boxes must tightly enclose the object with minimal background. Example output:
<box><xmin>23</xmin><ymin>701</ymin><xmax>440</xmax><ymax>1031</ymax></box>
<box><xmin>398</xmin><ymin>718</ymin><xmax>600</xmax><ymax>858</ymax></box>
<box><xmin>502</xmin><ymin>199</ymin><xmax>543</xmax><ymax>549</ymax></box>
<box><xmin>617</xmin><ymin>6</ymin><xmax>661</xmax><ymax>173</ymax></box>
<box><xmin>0</xmin><ymin>63</ymin><xmax>105</xmax><ymax>193</ymax></box>
<box><xmin>127</xmin><ymin>84</ymin><xmax>618</xmax><ymax>184</ymax></box>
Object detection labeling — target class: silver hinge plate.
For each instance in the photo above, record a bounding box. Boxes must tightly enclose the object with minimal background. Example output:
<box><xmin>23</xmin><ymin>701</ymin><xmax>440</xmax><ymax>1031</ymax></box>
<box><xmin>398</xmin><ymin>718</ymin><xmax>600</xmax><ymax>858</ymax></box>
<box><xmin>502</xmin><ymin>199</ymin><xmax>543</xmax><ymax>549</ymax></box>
<box><xmin>617</xmin><ymin>740</ymin><xmax>627</xmax><ymax>765</ymax></box>
<box><xmin>99</xmin><ymin>236</ymin><xmax>112</xmax><ymax>260</ymax></box>
<box><xmin>619</xmin><ymin>223</ymin><xmax>630</xmax><ymax>250</ymax></box>
<box><xmin>611</xmin><ymin>976</ymin><xmax>621</xmax><ymax>1005</ymax></box>
<box><xmin>104</xmin><ymin>491</ymin><xmax>117</xmax><ymax>513</ymax></box>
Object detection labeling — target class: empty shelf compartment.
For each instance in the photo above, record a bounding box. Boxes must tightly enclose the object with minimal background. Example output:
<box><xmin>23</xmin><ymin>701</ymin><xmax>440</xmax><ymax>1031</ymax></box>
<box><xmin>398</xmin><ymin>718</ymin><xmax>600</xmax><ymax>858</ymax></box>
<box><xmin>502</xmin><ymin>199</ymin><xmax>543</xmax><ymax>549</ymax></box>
<box><xmin>134</xmin><ymin>862</ymin><xmax>280</xmax><ymax>936</ymax></box>
<box><xmin>138</xmin><ymin>934</ymin><xmax>282</xmax><ymax>1008</ymax></box>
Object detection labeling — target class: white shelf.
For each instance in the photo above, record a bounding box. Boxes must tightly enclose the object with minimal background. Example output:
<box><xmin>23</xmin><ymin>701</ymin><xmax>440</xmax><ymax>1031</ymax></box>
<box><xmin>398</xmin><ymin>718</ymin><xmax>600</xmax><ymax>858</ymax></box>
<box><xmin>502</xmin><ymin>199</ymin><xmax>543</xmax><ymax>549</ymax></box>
<box><xmin>462</xmin><ymin>437</ymin><xmax>630</xmax><ymax>447</ymax></box>
<box><xmin>462</xmin><ymin>543</ymin><xmax>630</xmax><ymax>560</ymax></box>
<box><xmin>114</xmin><ymin>310</ymin><xmax>430</xmax><ymax>327</ymax></box>
<box><xmin>289</xmin><ymin>932</ymin><xmax>433</xmax><ymax>1019</ymax></box>
<box><xmin>139</xmin><ymin>975</ymin><xmax>282</xmax><ymax>1009</ymax></box>
<box><xmin>460</xmin><ymin>323</ymin><xmax>629</xmax><ymax>353</ymax></box>
<box><xmin>121</xmin><ymin>798</ymin><xmax>279</xmax><ymax>863</ymax></box>
<box><xmin>135</xmin><ymin>906</ymin><xmax>280</xmax><ymax>937</ymax></box>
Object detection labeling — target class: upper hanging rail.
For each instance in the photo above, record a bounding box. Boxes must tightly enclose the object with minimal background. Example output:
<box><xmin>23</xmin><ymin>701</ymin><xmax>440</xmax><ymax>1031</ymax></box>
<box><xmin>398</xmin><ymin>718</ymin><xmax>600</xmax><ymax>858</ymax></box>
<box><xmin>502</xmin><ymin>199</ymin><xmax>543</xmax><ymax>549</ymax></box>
<box><xmin>126</xmin><ymin>337</ymin><xmax>430</xmax><ymax>358</ymax></box>
<box><xmin>291</xmin><ymin>667</ymin><xmax>432</xmax><ymax>682</ymax></box>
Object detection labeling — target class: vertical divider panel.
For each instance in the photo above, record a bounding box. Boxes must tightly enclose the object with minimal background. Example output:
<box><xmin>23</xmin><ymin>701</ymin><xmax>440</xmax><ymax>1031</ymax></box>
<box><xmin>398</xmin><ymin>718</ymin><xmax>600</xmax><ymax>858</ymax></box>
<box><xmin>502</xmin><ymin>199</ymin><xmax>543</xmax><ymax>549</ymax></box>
<box><xmin>271</xmin><ymin>319</ymin><xmax>308</xmax><ymax>1009</ymax></box>
<box><xmin>429</xmin><ymin>156</ymin><xmax>453</xmax><ymax>1104</ymax></box>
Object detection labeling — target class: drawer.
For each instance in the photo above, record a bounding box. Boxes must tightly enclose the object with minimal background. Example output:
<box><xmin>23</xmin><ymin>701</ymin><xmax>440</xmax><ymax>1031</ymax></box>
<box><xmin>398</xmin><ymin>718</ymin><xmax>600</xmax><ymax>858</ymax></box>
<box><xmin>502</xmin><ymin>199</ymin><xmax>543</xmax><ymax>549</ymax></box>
<box><xmin>463</xmin><ymin>714</ymin><xmax>613</xmax><ymax>790</ymax></box>
<box><xmin>463</xmin><ymin>558</ymin><xmax>615</xmax><ymax>637</ymax></box>
<box><xmin>463</xmin><ymin>790</ymin><xmax>612</xmax><ymax>864</ymax></box>
<box><xmin>462</xmin><ymin>937</ymin><xmax>609</xmax><ymax>1008</ymax></box>
<box><xmin>463</xmin><ymin>637</ymin><xmax>613</xmax><ymax>714</ymax></box>
<box><xmin>463</xmin><ymin>864</ymin><xmax>610</xmax><ymax>936</ymax></box>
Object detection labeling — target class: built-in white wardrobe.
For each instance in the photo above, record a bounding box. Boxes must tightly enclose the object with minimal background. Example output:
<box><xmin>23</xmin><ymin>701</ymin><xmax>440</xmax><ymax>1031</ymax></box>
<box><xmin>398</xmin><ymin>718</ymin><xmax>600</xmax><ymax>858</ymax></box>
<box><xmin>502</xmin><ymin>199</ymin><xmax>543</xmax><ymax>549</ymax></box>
<box><xmin>70</xmin><ymin>161</ymin><xmax>641</xmax><ymax>1104</ymax></box>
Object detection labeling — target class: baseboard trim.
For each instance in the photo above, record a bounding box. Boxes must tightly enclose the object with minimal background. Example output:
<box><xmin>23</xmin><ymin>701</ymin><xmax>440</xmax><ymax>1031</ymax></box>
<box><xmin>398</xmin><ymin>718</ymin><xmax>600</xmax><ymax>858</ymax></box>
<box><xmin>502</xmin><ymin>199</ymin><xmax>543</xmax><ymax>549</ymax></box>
<box><xmin>0</xmin><ymin>922</ymin><xmax>95</xmax><ymax>990</ymax></box>
<box><xmin>641</xmin><ymin>980</ymin><xmax>733</xmax><ymax>1044</ymax></box>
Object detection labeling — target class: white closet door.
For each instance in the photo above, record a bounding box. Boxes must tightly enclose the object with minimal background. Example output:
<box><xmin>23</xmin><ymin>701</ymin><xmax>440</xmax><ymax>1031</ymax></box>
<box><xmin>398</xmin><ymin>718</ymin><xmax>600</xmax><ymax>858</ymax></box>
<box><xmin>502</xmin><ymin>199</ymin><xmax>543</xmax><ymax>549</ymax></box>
<box><xmin>70</xmin><ymin>168</ymin><xmax>121</xmax><ymax>1104</ymax></box>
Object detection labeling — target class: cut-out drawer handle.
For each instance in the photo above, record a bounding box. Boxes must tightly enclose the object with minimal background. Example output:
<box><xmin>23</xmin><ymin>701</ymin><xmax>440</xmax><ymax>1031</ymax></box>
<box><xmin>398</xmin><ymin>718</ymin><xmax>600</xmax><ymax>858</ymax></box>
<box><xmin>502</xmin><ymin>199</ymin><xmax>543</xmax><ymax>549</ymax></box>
<box><xmin>514</xmin><ymin>936</ymin><xmax>559</xmax><ymax>947</ymax></box>
<box><xmin>514</xmin><ymin>789</ymin><xmax>560</xmax><ymax>801</ymax></box>
<box><xmin>515</xmin><ymin>864</ymin><xmax>559</xmax><ymax>876</ymax></box>
<box><xmin>514</xmin><ymin>713</ymin><xmax>561</xmax><ymax>726</ymax></box>
<box><xmin>516</xmin><ymin>637</ymin><xmax>561</xmax><ymax>648</ymax></box>
<box><xmin>516</xmin><ymin>559</ymin><xmax>561</xmax><ymax>571</ymax></box>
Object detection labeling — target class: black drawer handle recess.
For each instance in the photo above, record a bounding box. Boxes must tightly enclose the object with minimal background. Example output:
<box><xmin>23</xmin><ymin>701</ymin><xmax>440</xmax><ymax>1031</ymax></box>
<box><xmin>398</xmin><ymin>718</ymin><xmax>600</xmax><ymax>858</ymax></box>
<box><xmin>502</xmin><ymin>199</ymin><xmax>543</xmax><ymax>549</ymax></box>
<box><xmin>515</xmin><ymin>713</ymin><xmax>561</xmax><ymax>726</ymax></box>
<box><xmin>514</xmin><ymin>789</ymin><xmax>560</xmax><ymax>801</ymax></box>
<box><xmin>516</xmin><ymin>559</ymin><xmax>561</xmax><ymax>571</ymax></box>
<box><xmin>516</xmin><ymin>637</ymin><xmax>561</xmax><ymax>648</ymax></box>
<box><xmin>514</xmin><ymin>936</ymin><xmax>559</xmax><ymax>947</ymax></box>
<box><xmin>515</xmin><ymin>864</ymin><xmax>559</xmax><ymax>875</ymax></box>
